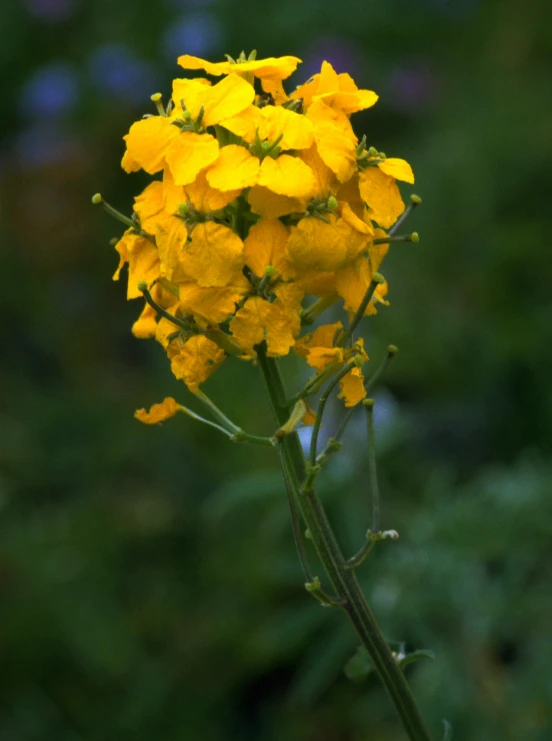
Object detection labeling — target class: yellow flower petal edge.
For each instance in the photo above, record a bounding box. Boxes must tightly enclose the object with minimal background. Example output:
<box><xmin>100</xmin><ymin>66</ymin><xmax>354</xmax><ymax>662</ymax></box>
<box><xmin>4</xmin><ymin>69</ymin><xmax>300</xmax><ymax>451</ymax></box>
<box><xmin>135</xmin><ymin>397</ymin><xmax>183</xmax><ymax>424</ymax></box>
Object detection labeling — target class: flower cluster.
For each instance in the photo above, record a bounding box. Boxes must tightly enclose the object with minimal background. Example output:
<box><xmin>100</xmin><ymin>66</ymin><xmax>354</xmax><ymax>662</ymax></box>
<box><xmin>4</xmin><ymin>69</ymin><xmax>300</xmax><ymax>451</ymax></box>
<box><xmin>103</xmin><ymin>51</ymin><xmax>417</xmax><ymax>421</ymax></box>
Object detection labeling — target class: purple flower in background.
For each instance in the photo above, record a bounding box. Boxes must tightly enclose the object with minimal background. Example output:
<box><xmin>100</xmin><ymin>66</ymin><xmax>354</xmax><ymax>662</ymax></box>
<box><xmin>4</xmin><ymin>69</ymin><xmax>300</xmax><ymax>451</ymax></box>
<box><xmin>163</xmin><ymin>13</ymin><xmax>223</xmax><ymax>60</ymax></box>
<box><xmin>88</xmin><ymin>45</ymin><xmax>156</xmax><ymax>105</ymax></box>
<box><xmin>14</xmin><ymin>123</ymin><xmax>79</xmax><ymax>170</ymax></box>
<box><xmin>19</xmin><ymin>63</ymin><xmax>78</xmax><ymax>119</ymax></box>
<box><xmin>25</xmin><ymin>0</ymin><xmax>75</xmax><ymax>22</ymax></box>
<box><xmin>387</xmin><ymin>63</ymin><xmax>438</xmax><ymax>111</ymax></box>
<box><xmin>300</xmin><ymin>36</ymin><xmax>361</xmax><ymax>80</ymax></box>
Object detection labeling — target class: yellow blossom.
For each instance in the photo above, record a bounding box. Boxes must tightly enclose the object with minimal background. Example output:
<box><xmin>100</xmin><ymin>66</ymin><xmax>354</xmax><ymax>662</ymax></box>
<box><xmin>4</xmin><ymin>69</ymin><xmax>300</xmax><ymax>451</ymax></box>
<box><xmin>286</xmin><ymin>203</ymin><xmax>372</xmax><ymax>273</ymax></box>
<box><xmin>135</xmin><ymin>397</ymin><xmax>183</xmax><ymax>424</ymax></box>
<box><xmin>243</xmin><ymin>218</ymin><xmax>295</xmax><ymax>280</ymax></box>
<box><xmin>170</xmin><ymin>334</ymin><xmax>226</xmax><ymax>391</ymax></box>
<box><xmin>113</xmin><ymin>231</ymin><xmax>159</xmax><ymax>299</ymax></box>
<box><xmin>178</xmin><ymin>221</ymin><xmax>244</xmax><ymax>288</ymax></box>
<box><xmin>176</xmin><ymin>53</ymin><xmax>301</xmax><ymax>92</ymax></box>
<box><xmin>230</xmin><ymin>284</ymin><xmax>303</xmax><ymax>357</ymax></box>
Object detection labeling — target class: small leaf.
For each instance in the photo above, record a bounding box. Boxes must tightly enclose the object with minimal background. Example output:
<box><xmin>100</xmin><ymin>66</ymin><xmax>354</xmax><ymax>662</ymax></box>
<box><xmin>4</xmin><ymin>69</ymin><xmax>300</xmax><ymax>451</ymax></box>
<box><xmin>399</xmin><ymin>648</ymin><xmax>435</xmax><ymax>669</ymax></box>
<box><xmin>344</xmin><ymin>645</ymin><xmax>374</xmax><ymax>682</ymax></box>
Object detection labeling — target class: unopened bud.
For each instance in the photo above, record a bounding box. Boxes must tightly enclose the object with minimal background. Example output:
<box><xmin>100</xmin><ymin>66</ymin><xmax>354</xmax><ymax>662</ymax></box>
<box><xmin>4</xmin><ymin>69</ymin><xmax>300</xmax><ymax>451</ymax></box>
<box><xmin>372</xmin><ymin>271</ymin><xmax>385</xmax><ymax>284</ymax></box>
<box><xmin>177</xmin><ymin>203</ymin><xmax>189</xmax><ymax>216</ymax></box>
<box><xmin>388</xmin><ymin>344</ymin><xmax>399</xmax><ymax>355</ymax></box>
<box><xmin>109</xmin><ymin>237</ymin><xmax>118</xmax><ymax>246</ymax></box>
<box><xmin>368</xmin><ymin>146</ymin><xmax>378</xmax><ymax>157</ymax></box>
<box><xmin>327</xmin><ymin>195</ymin><xmax>338</xmax><ymax>210</ymax></box>
<box><xmin>411</xmin><ymin>194</ymin><xmax>422</xmax><ymax>205</ymax></box>
<box><xmin>137</xmin><ymin>280</ymin><xmax>148</xmax><ymax>292</ymax></box>
<box><xmin>410</xmin><ymin>232</ymin><xmax>419</xmax><ymax>243</ymax></box>
<box><xmin>363</xmin><ymin>398</ymin><xmax>375</xmax><ymax>408</ymax></box>
<box><xmin>263</xmin><ymin>265</ymin><xmax>277</xmax><ymax>278</ymax></box>
<box><xmin>353</xmin><ymin>354</ymin><xmax>365</xmax><ymax>368</ymax></box>
<box><xmin>261</xmin><ymin>140</ymin><xmax>272</xmax><ymax>151</ymax></box>
<box><xmin>91</xmin><ymin>193</ymin><xmax>103</xmax><ymax>205</ymax></box>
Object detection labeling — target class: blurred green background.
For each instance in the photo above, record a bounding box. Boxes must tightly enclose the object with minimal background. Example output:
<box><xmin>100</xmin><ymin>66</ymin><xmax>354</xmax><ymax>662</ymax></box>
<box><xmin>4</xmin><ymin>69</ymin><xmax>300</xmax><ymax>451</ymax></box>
<box><xmin>1</xmin><ymin>0</ymin><xmax>551</xmax><ymax>739</ymax></box>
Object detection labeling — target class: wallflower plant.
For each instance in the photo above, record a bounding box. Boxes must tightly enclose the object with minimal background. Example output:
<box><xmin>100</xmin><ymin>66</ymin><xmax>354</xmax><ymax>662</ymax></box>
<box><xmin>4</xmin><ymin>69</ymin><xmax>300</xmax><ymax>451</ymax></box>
<box><xmin>94</xmin><ymin>50</ymin><xmax>446</xmax><ymax>741</ymax></box>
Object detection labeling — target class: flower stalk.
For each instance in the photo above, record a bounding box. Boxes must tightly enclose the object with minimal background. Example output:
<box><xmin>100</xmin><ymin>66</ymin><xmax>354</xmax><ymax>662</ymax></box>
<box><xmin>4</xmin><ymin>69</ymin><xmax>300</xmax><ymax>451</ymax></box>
<box><xmin>256</xmin><ymin>344</ymin><xmax>433</xmax><ymax>741</ymax></box>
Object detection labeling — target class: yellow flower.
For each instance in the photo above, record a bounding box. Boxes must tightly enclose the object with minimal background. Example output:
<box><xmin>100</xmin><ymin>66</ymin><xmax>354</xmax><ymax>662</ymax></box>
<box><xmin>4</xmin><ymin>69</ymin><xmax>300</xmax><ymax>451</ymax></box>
<box><xmin>230</xmin><ymin>284</ymin><xmax>303</xmax><ymax>357</ymax></box>
<box><xmin>286</xmin><ymin>202</ymin><xmax>373</xmax><ymax>273</ymax></box>
<box><xmin>292</xmin><ymin>61</ymin><xmax>378</xmax><ymax>116</ymax></box>
<box><xmin>170</xmin><ymin>335</ymin><xmax>226</xmax><ymax>391</ymax></box>
<box><xmin>122</xmin><ymin>116</ymin><xmax>178</xmax><ymax>175</ymax></box>
<box><xmin>205</xmin><ymin>144</ymin><xmax>316</xmax><ymax>199</ymax></box>
<box><xmin>135</xmin><ymin>397</ymin><xmax>183</xmax><ymax>424</ymax></box>
<box><xmin>222</xmin><ymin>104</ymin><xmax>314</xmax><ymax>151</ymax></box>
<box><xmin>178</xmin><ymin>276</ymin><xmax>251</xmax><ymax>328</ymax></box>
<box><xmin>177</xmin><ymin>54</ymin><xmax>301</xmax><ymax>92</ymax></box>
<box><xmin>295</xmin><ymin>322</ymin><xmax>369</xmax><ymax>407</ymax></box>
<box><xmin>295</xmin><ymin>322</ymin><xmax>344</xmax><ymax>371</ymax></box>
<box><xmin>243</xmin><ymin>218</ymin><xmax>295</xmax><ymax>280</ymax></box>
<box><xmin>112</xmin><ymin>231</ymin><xmax>159</xmax><ymax>299</ymax></box>
<box><xmin>181</xmin><ymin>222</ymin><xmax>244</xmax><ymax>287</ymax></box>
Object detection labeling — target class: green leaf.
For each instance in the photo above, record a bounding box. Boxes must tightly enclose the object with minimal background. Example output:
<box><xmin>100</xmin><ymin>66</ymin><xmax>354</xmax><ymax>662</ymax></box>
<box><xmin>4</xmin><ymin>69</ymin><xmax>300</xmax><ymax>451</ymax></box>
<box><xmin>399</xmin><ymin>648</ymin><xmax>435</xmax><ymax>669</ymax></box>
<box><xmin>344</xmin><ymin>645</ymin><xmax>374</xmax><ymax>682</ymax></box>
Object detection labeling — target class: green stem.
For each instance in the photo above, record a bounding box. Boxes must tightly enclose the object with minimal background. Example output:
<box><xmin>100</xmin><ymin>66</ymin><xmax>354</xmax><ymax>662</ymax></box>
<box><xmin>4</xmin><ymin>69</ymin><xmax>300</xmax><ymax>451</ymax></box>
<box><xmin>256</xmin><ymin>344</ymin><xmax>433</xmax><ymax>741</ymax></box>
<box><xmin>363</xmin><ymin>400</ymin><xmax>381</xmax><ymax>533</ymax></box>
<box><xmin>309</xmin><ymin>360</ymin><xmax>356</xmax><ymax>468</ymax></box>
<box><xmin>338</xmin><ymin>278</ymin><xmax>380</xmax><ymax>348</ymax></box>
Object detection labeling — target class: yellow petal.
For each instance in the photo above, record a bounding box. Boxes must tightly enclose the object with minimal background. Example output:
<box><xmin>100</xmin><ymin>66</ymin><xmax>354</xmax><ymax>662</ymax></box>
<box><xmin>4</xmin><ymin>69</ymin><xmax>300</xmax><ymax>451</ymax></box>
<box><xmin>258</xmin><ymin>106</ymin><xmax>314</xmax><ymax>150</ymax></box>
<box><xmin>113</xmin><ymin>231</ymin><xmax>160</xmax><ymax>299</ymax></box>
<box><xmin>206</xmin><ymin>144</ymin><xmax>260</xmax><ymax>191</ymax></box>
<box><xmin>198</xmin><ymin>73</ymin><xmax>255</xmax><ymax>127</ymax></box>
<box><xmin>378</xmin><ymin>158</ymin><xmax>415</xmax><ymax>184</ymax></box>
<box><xmin>248</xmin><ymin>185</ymin><xmax>306</xmax><ymax>219</ymax></box>
<box><xmin>135</xmin><ymin>397</ymin><xmax>182</xmax><ymax>424</ymax></box>
<box><xmin>338</xmin><ymin>367</ymin><xmax>366</xmax><ymax>407</ymax></box>
<box><xmin>179</xmin><ymin>221</ymin><xmax>244</xmax><ymax>287</ymax></box>
<box><xmin>121</xmin><ymin>149</ymin><xmax>140</xmax><ymax>173</ymax></box>
<box><xmin>170</xmin><ymin>335</ymin><xmax>225</xmax><ymax>391</ymax></box>
<box><xmin>295</xmin><ymin>321</ymin><xmax>344</xmax><ymax>371</ymax></box>
<box><xmin>296</xmin><ymin>270</ymin><xmax>337</xmax><ymax>297</ymax></box>
<box><xmin>359</xmin><ymin>167</ymin><xmax>405</xmax><ymax>229</ymax></box>
<box><xmin>219</xmin><ymin>105</ymin><xmax>263</xmax><ymax>142</ymax></box>
<box><xmin>261</xmin><ymin>78</ymin><xmax>288</xmax><ymax>104</ymax></box>
<box><xmin>171</xmin><ymin>77</ymin><xmax>209</xmax><ymax>114</ymax></box>
<box><xmin>298</xmin><ymin>144</ymin><xmax>336</xmax><ymax>198</ymax></box>
<box><xmin>335</xmin><ymin>256</ymin><xmax>372</xmax><ymax>314</ymax></box>
<box><xmin>133</xmin><ymin>181</ymin><xmax>165</xmax><ymax>233</ymax></box>
<box><xmin>230</xmin><ymin>284</ymin><xmax>302</xmax><ymax>357</ymax></box>
<box><xmin>122</xmin><ymin>116</ymin><xmax>178</xmax><ymax>174</ymax></box>
<box><xmin>313</xmin><ymin>120</ymin><xmax>357</xmax><ymax>183</ymax></box>
<box><xmin>287</xmin><ymin>207</ymin><xmax>370</xmax><ymax>273</ymax></box>
<box><xmin>258</xmin><ymin>154</ymin><xmax>316</xmax><ymax>198</ymax></box>
<box><xmin>335</xmin><ymin>253</ymin><xmax>390</xmax><ymax>316</ymax></box>
<box><xmin>243</xmin><ymin>218</ymin><xmax>294</xmax><ymax>279</ymax></box>
<box><xmin>287</xmin><ymin>214</ymin><xmax>346</xmax><ymax>272</ymax></box>
<box><xmin>162</xmin><ymin>166</ymin><xmax>186</xmax><ymax>214</ymax></box>
<box><xmin>179</xmin><ymin>275</ymin><xmax>251</xmax><ymax>327</ymax></box>
<box><xmin>155</xmin><ymin>217</ymin><xmax>190</xmax><ymax>283</ymax></box>
<box><xmin>185</xmin><ymin>170</ymin><xmax>241</xmax><ymax>212</ymax></box>
<box><xmin>165</xmin><ymin>131</ymin><xmax>219</xmax><ymax>186</ymax></box>
<box><xmin>177</xmin><ymin>55</ymin><xmax>301</xmax><ymax>80</ymax></box>
<box><xmin>131</xmin><ymin>302</ymin><xmax>158</xmax><ymax>339</ymax></box>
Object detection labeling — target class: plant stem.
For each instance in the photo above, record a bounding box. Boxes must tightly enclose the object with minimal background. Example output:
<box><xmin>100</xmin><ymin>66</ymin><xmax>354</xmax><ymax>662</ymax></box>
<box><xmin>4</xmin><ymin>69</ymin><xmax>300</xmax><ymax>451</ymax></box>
<box><xmin>256</xmin><ymin>344</ymin><xmax>433</xmax><ymax>741</ymax></box>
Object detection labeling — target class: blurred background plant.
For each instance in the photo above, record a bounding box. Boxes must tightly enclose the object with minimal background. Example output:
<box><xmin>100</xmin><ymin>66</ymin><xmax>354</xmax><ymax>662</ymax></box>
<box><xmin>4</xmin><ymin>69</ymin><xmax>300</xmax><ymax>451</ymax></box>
<box><xmin>0</xmin><ymin>0</ymin><xmax>551</xmax><ymax>739</ymax></box>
